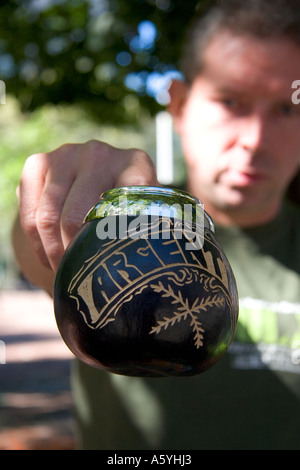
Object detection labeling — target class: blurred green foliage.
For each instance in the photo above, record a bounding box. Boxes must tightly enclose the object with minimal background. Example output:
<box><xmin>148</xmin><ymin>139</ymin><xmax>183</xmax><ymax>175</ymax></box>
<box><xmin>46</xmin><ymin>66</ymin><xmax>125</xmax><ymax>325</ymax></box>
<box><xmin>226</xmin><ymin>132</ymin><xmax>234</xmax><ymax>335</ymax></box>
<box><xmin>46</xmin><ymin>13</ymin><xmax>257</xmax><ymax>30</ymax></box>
<box><xmin>0</xmin><ymin>0</ymin><xmax>201</xmax><ymax>123</ymax></box>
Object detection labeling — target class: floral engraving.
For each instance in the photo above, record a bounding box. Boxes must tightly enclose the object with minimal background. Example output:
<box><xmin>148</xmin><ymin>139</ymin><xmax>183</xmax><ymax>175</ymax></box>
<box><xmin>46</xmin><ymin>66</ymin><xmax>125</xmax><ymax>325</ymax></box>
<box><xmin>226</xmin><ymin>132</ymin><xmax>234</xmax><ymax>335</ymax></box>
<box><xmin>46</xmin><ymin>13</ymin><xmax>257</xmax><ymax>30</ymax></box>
<box><xmin>149</xmin><ymin>281</ymin><xmax>225</xmax><ymax>349</ymax></box>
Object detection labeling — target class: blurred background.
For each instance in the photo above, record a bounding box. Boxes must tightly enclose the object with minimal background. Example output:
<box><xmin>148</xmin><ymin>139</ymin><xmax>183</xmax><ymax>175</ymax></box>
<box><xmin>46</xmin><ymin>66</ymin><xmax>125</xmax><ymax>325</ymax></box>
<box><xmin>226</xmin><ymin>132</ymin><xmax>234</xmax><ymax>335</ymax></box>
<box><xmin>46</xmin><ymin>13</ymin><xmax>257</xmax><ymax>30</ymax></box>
<box><xmin>0</xmin><ymin>0</ymin><xmax>201</xmax><ymax>449</ymax></box>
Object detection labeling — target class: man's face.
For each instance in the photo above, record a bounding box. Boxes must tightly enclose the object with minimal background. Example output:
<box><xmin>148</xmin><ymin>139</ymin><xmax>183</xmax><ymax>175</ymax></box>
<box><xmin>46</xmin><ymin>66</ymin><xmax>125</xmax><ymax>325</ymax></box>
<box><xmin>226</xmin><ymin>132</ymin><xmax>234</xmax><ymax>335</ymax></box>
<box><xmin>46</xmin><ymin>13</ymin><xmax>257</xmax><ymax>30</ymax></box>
<box><xmin>170</xmin><ymin>32</ymin><xmax>300</xmax><ymax>225</ymax></box>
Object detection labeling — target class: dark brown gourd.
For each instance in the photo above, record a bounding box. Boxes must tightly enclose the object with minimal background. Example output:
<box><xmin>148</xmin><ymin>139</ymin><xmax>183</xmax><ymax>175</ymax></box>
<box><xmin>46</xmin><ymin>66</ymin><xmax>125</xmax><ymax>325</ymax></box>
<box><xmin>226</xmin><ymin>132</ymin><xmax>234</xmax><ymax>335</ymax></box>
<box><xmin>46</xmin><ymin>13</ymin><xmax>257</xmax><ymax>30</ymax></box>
<box><xmin>54</xmin><ymin>186</ymin><xmax>239</xmax><ymax>377</ymax></box>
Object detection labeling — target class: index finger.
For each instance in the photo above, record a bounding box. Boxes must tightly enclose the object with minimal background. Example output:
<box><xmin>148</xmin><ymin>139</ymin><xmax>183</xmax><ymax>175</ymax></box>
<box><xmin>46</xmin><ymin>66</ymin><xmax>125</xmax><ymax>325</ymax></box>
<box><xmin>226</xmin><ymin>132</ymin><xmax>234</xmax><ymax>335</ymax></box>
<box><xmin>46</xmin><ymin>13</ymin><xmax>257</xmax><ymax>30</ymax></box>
<box><xmin>18</xmin><ymin>153</ymin><xmax>51</xmax><ymax>268</ymax></box>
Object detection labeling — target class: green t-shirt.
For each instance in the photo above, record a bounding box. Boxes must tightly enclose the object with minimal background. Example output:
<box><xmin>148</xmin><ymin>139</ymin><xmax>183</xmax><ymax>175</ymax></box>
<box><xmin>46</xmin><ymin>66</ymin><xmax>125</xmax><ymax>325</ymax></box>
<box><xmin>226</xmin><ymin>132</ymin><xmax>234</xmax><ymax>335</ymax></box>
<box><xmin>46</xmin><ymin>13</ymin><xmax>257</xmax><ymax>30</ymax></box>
<box><xmin>72</xmin><ymin>201</ymin><xmax>300</xmax><ymax>450</ymax></box>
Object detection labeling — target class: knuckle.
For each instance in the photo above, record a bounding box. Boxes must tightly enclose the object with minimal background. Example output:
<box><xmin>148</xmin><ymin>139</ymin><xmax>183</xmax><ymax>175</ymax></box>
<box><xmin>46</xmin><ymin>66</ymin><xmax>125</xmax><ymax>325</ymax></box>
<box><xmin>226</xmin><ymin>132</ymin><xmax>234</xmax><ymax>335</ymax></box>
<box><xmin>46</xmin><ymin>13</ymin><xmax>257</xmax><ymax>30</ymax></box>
<box><xmin>127</xmin><ymin>148</ymin><xmax>158</xmax><ymax>183</ymax></box>
<box><xmin>50</xmin><ymin>143</ymin><xmax>77</xmax><ymax>158</ymax></box>
<box><xmin>129</xmin><ymin>148</ymin><xmax>150</xmax><ymax>162</ymax></box>
<box><xmin>131</xmin><ymin>149</ymin><xmax>156</xmax><ymax>170</ymax></box>
<box><xmin>21</xmin><ymin>209</ymin><xmax>38</xmax><ymax>238</ymax></box>
<box><xmin>84</xmin><ymin>139</ymin><xmax>104</xmax><ymax>155</ymax></box>
<box><xmin>22</xmin><ymin>153</ymin><xmax>45</xmax><ymax>173</ymax></box>
<box><xmin>61</xmin><ymin>212</ymin><xmax>83</xmax><ymax>237</ymax></box>
<box><xmin>85</xmin><ymin>139</ymin><xmax>101</xmax><ymax>150</ymax></box>
<box><xmin>78</xmin><ymin>140</ymin><xmax>109</xmax><ymax>169</ymax></box>
<box><xmin>25</xmin><ymin>153</ymin><xmax>43</xmax><ymax>164</ymax></box>
<box><xmin>36</xmin><ymin>206</ymin><xmax>60</xmax><ymax>233</ymax></box>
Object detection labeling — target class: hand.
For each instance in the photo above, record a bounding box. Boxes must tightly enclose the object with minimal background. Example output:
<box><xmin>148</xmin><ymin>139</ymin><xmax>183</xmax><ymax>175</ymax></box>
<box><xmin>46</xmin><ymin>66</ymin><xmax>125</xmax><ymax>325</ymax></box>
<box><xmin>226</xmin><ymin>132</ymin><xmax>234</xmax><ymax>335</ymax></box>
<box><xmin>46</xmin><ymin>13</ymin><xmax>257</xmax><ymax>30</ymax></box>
<box><xmin>17</xmin><ymin>140</ymin><xmax>158</xmax><ymax>272</ymax></box>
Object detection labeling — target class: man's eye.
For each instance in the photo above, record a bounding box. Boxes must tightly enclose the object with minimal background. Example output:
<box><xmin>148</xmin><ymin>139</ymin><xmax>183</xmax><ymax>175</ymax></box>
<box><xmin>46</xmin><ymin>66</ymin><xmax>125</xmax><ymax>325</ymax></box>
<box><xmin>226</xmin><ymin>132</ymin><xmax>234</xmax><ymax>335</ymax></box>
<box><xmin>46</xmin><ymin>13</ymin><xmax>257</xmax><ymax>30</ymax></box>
<box><xmin>222</xmin><ymin>98</ymin><xmax>248</xmax><ymax>114</ymax></box>
<box><xmin>223</xmin><ymin>98</ymin><xmax>237</xmax><ymax>108</ymax></box>
<box><xmin>279</xmin><ymin>104</ymin><xmax>294</xmax><ymax>116</ymax></box>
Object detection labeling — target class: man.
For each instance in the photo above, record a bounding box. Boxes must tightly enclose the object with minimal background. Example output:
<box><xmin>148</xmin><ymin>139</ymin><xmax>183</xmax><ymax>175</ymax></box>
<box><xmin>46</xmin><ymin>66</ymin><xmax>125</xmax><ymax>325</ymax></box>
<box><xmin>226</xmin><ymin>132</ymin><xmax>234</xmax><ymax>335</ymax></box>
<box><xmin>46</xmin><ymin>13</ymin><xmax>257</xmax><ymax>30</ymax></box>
<box><xmin>13</xmin><ymin>0</ymin><xmax>300</xmax><ymax>449</ymax></box>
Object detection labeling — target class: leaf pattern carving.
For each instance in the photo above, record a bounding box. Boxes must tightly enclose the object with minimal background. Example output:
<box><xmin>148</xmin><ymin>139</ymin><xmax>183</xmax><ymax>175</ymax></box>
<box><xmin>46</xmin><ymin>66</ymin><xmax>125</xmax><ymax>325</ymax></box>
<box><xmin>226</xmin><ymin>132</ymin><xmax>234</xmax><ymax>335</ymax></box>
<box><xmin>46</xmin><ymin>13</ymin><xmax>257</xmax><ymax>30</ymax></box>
<box><xmin>149</xmin><ymin>281</ymin><xmax>225</xmax><ymax>349</ymax></box>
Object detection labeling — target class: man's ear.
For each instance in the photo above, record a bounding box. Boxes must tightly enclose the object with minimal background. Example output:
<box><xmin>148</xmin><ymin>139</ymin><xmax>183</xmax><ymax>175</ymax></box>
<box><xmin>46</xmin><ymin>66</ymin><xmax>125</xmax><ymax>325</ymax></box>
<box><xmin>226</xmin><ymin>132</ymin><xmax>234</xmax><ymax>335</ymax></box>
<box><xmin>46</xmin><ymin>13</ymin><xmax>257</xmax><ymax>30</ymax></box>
<box><xmin>167</xmin><ymin>79</ymin><xmax>188</xmax><ymax>132</ymax></box>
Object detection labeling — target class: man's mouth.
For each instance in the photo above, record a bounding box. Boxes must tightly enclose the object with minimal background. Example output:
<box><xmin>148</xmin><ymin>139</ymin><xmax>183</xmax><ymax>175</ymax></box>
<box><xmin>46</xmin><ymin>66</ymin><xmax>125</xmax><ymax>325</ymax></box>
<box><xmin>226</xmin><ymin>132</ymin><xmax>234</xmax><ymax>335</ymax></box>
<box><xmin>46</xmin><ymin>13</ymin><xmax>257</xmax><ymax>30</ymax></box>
<box><xmin>223</xmin><ymin>168</ymin><xmax>267</xmax><ymax>187</ymax></box>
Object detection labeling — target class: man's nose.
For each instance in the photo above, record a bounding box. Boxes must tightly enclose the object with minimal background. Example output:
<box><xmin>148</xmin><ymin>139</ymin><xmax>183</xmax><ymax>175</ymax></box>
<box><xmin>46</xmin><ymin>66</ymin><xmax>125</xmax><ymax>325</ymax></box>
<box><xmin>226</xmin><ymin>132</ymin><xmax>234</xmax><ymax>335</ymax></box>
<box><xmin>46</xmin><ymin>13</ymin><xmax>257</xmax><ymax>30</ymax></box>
<box><xmin>239</xmin><ymin>112</ymin><xmax>269</xmax><ymax>153</ymax></box>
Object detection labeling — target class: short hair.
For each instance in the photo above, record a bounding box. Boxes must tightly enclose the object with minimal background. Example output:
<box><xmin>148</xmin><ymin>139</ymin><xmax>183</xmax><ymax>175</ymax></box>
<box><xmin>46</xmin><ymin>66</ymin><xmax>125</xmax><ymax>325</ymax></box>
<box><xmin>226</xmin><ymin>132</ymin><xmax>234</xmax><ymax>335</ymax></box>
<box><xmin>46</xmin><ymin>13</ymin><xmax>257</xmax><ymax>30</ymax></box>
<box><xmin>181</xmin><ymin>0</ymin><xmax>300</xmax><ymax>84</ymax></box>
